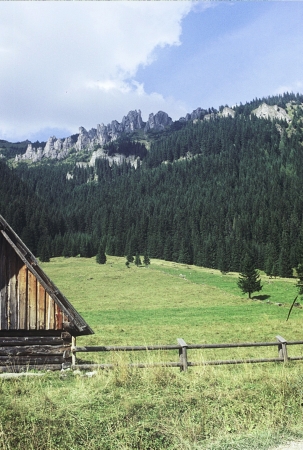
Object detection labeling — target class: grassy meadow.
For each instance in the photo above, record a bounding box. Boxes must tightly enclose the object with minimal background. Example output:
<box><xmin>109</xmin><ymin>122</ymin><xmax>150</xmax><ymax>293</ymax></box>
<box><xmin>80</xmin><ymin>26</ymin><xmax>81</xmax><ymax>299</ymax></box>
<box><xmin>1</xmin><ymin>256</ymin><xmax>303</xmax><ymax>449</ymax></box>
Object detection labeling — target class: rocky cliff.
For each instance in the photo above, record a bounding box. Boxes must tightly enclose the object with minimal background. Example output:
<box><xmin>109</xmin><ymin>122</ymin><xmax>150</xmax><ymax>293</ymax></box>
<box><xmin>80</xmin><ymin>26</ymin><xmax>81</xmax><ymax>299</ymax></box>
<box><xmin>144</xmin><ymin>111</ymin><xmax>172</xmax><ymax>132</ymax></box>
<box><xmin>251</xmin><ymin>103</ymin><xmax>291</xmax><ymax>122</ymax></box>
<box><xmin>14</xmin><ymin>102</ymin><xmax>295</xmax><ymax>164</ymax></box>
<box><xmin>15</xmin><ymin>109</ymin><xmax>173</xmax><ymax>163</ymax></box>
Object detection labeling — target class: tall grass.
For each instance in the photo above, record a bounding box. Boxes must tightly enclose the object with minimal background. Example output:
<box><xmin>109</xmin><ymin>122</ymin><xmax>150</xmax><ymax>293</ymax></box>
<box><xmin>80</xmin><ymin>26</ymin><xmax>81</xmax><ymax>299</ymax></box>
<box><xmin>1</xmin><ymin>363</ymin><xmax>303</xmax><ymax>449</ymax></box>
<box><xmin>0</xmin><ymin>257</ymin><xmax>302</xmax><ymax>449</ymax></box>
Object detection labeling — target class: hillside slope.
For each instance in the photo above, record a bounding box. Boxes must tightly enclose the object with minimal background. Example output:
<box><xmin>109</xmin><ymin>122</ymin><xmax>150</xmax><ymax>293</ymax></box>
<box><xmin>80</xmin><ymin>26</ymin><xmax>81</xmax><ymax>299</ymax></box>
<box><xmin>1</xmin><ymin>92</ymin><xmax>303</xmax><ymax>275</ymax></box>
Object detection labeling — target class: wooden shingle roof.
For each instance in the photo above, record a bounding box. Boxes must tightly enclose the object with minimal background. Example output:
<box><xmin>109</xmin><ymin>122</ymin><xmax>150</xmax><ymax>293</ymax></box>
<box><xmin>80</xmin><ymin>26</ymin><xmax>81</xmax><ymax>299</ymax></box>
<box><xmin>0</xmin><ymin>215</ymin><xmax>93</xmax><ymax>336</ymax></box>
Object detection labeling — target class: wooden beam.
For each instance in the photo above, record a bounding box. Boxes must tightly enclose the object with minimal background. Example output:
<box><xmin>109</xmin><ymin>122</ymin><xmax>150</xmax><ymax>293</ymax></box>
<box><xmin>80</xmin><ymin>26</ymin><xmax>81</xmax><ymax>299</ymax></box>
<box><xmin>0</xmin><ymin>345</ymin><xmax>69</xmax><ymax>356</ymax></box>
<box><xmin>0</xmin><ymin>336</ymin><xmax>68</xmax><ymax>346</ymax></box>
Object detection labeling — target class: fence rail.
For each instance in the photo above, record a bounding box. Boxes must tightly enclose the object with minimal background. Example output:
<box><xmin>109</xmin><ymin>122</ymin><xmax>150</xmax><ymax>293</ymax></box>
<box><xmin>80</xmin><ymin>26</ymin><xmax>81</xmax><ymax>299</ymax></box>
<box><xmin>70</xmin><ymin>336</ymin><xmax>303</xmax><ymax>371</ymax></box>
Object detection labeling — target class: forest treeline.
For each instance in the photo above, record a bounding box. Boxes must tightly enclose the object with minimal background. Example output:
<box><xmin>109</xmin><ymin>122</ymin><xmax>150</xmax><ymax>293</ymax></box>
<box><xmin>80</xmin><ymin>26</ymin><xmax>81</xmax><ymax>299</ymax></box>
<box><xmin>1</xmin><ymin>92</ymin><xmax>303</xmax><ymax>276</ymax></box>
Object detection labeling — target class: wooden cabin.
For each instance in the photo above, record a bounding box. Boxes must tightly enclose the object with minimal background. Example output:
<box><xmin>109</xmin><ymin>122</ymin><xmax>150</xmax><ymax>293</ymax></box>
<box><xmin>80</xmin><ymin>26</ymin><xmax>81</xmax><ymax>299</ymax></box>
<box><xmin>0</xmin><ymin>215</ymin><xmax>93</xmax><ymax>372</ymax></box>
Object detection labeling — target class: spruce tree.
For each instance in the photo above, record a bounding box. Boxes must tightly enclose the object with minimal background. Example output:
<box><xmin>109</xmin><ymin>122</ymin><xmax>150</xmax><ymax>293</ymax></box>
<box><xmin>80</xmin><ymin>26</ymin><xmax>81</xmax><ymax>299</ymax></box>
<box><xmin>143</xmin><ymin>252</ymin><xmax>150</xmax><ymax>266</ymax></box>
<box><xmin>135</xmin><ymin>253</ymin><xmax>142</xmax><ymax>267</ymax></box>
<box><xmin>39</xmin><ymin>243</ymin><xmax>50</xmax><ymax>262</ymax></box>
<box><xmin>96</xmin><ymin>244</ymin><xmax>106</xmax><ymax>264</ymax></box>
<box><xmin>127</xmin><ymin>254</ymin><xmax>134</xmax><ymax>263</ymax></box>
<box><xmin>237</xmin><ymin>254</ymin><xmax>262</xmax><ymax>298</ymax></box>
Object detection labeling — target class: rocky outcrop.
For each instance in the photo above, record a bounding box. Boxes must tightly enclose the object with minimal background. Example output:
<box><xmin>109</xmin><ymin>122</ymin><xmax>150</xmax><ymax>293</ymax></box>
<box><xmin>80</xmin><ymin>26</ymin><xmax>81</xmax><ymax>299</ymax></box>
<box><xmin>89</xmin><ymin>148</ymin><xmax>140</xmax><ymax>168</ymax></box>
<box><xmin>75</xmin><ymin>127</ymin><xmax>95</xmax><ymax>152</ymax></box>
<box><xmin>121</xmin><ymin>110</ymin><xmax>144</xmax><ymax>132</ymax></box>
<box><xmin>252</xmin><ymin>103</ymin><xmax>291</xmax><ymax>123</ymax></box>
<box><xmin>144</xmin><ymin>111</ymin><xmax>172</xmax><ymax>132</ymax></box>
<box><xmin>15</xmin><ymin>136</ymin><xmax>75</xmax><ymax>162</ymax></box>
<box><xmin>179</xmin><ymin>107</ymin><xmax>209</xmax><ymax>122</ymax></box>
<box><xmin>71</xmin><ymin>109</ymin><xmax>173</xmax><ymax>152</ymax></box>
<box><xmin>219</xmin><ymin>107</ymin><xmax>236</xmax><ymax>118</ymax></box>
<box><xmin>75</xmin><ymin>110</ymin><xmax>145</xmax><ymax>151</ymax></box>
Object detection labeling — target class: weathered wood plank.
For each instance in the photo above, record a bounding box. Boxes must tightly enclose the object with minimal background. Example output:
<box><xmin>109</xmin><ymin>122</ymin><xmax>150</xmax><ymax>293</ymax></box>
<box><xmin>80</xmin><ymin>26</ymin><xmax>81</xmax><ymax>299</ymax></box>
<box><xmin>0</xmin><ymin>356</ymin><xmax>64</xmax><ymax>365</ymax></box>
<box><xmin>8</xmin><ymin>246</ymin><xmax>18</xmax><ymax>329</ymax></box>
<box><xmin>0</xmin><ymin>237</ymin><xmax>8</xmax><ymax>330</ymax></box>
<box><xmin>0</xmin><ymin>329</ymin><xmax>63</xmax><ymax>335</ymax></box>
<box><xmin>55</xmin><ymin>302</ymin><xmax>63</xmax><ymax>330</ymax></box>
<box><xmin>18</xmin><ymin>264</ymin><xmax>28</xmax><ymax>329</ymax></box>
<box><xmin>16</xmin><ymin>257</ymin><xmax>24</xmax><ymax>329</ymax></box>
<box><xmin>0</xmin><ymin>364</ymin><xmax>63</xmax><ymax>373</ymax></box>
<box><xmin>37</xmin><ymin>282</ymin><xmax>46</xmax><ymax>330</ymax></box>
<box><xmin>28</xmin><ymin>271</ymin><xmax>37</xmax><ymax>330</ymax></box>
<box><xmin>0</xmin><ymin>345</ymin><xmax>68</xmax><ymax>356</ymax></box>
<box><xmin>46</xmin><ymin>293</ymin><xmax>55</xmax><ymax>329</ymax></box>
<box><xmin>0</xmin><ymin>336</ymin><xmax>66</xmax><ymax>346</ymax></box>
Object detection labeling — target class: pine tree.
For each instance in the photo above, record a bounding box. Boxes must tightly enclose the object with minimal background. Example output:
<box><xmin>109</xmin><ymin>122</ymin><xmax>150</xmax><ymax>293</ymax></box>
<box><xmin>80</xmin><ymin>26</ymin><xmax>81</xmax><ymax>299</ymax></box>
<box><xmin>143</xmin><ymin>252</ymin><xmax>150</xmax><ymax>266</ymax></box>
<box><xmin>39</xmin><ymin>242</ymin><xmax>51</xmax><ymax>262</ymax></box>
<box><xmin>135</xmin><ymin>253</ymin><xmax>142</xmax><ymax>267</ymax></box>
<box><xmin>237</xmin><ymin>254</ymin><xmax>262</xmax><ymax>298</ymax></box>
<box><xmin>96</xmin><ymin>243</ymin><xmax>106</xmax><ymax>264</ymax></box>
<box><xmin>127</xmin><ymin>254</ymin><xmax>134</xmax><ymax>263</ymax></box>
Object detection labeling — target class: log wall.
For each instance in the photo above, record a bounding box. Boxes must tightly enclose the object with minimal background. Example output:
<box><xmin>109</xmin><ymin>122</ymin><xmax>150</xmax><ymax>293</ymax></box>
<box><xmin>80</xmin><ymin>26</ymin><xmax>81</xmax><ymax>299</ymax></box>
<box><xmin>0</xmin><ymin>332</ymin><xmax>72</xmax><ymax>372</ymax></box>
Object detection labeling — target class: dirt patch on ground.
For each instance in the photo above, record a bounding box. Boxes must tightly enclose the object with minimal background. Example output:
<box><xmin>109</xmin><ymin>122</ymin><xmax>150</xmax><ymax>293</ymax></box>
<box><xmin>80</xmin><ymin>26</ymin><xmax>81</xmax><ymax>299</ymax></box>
<box><xmin>272</xmin><ymin>441</ymin><xmax>303</xmax><ymax>450</ymax></box>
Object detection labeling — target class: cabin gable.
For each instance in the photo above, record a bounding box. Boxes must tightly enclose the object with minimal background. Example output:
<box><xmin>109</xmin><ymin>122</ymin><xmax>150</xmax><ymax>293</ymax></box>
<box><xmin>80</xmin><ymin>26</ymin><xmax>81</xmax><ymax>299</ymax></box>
<box><xmin>0</xmin><ymin>215</ymin><xmax>93</xmax><ymax>336</ymax></box>
<box><xmin>0</xmin><ymin>234</ymin><xmax>68</xmax><ymax>331</ymax></box>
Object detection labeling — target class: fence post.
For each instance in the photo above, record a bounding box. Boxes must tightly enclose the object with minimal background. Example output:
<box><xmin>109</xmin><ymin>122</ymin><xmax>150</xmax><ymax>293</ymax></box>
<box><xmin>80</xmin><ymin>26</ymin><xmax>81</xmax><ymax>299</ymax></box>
<box><xmin>71</xmin><ymin>336</ymin><xmax>76</xmax><ymax>367</ymax></box>
<box><xmin>276</xmin><ymin>335</ymin><xmax>288</xmax><ymax>363</ymax></box>
<box><xmin>177</xmin><ymin>338</ymin><xmax>188</xmax><ymax>371</ymax></box>
<box><xmin>61</xmin><ymin>332</ymin><xmax>72</xmax><ymax>369</ymax></box>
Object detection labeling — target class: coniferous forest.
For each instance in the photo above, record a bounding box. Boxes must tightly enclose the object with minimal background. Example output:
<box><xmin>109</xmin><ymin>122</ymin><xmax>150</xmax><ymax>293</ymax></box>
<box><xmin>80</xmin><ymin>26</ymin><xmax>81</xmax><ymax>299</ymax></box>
<box><xmin>1</xmin><ymin>92</ymin><xmax>303</xmax><ymax>277</ymax></box>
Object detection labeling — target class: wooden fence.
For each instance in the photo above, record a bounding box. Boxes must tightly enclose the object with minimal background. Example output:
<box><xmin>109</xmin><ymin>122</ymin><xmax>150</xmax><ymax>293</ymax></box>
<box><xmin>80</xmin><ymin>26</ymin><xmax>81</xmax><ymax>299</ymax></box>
<box><xmin>71</xmin><ymin>335</ymin><xmax>303</xmax><ymax>372</ymax></box>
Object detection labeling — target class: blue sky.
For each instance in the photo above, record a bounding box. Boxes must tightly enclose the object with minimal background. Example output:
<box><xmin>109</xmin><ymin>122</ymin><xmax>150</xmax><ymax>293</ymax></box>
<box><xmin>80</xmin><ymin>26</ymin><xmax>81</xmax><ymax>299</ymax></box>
<box><xmin>136</xmin><ymin>2</ymin><xmax>303</xmax><ymax>110</ymax></box>
<box><xmin>0</xmin><ymin>1</ymin><xmax>302</xmax><ymax>143</ymax></box>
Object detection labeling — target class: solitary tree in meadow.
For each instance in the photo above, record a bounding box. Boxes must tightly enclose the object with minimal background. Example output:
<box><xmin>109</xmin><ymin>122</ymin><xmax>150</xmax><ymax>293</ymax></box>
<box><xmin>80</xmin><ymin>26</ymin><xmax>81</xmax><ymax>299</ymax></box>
<box><xmin>126</xmin><ymin>254</ymin><xmax>134</xmax><ymax>264</ymax></box>
<box><xmin>237</xmin><ymin>254</ymin><xmax>262</xmax><ymax>298</ymax></box>
<box><xmin>143</xmin><ymin>252</ymin><xmax>150</xmax><ymax>266</ymax></box>
<box><xmin>96</xmin><ymin>244</ymin><xmax>106</xmax><ymax>264</ymax></box>
<box><xmin>135</xmin><ymin>253</ymin><xmax>142</xmax><ymax>267</ymax></box>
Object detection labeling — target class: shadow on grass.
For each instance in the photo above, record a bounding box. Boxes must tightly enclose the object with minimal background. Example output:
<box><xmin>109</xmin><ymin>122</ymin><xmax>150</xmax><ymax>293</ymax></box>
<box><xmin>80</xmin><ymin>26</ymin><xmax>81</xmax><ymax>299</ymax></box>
<box><xmin>252</xmin><ymin>294</ymin><xmax>271</xmax><ymax>301</ymax></box>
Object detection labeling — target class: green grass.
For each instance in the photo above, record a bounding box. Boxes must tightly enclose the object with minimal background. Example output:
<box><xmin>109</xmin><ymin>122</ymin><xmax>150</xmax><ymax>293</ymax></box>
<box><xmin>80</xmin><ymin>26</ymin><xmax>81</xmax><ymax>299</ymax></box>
<box><xmin>1</xmin><ymin>256</ymin><xmax>303</xmax><ymax>449</ymax></box>
<box><xmin>41</xmin><ymin>256</ymin><xmax>302</xmax><ymax>346</ymax></box>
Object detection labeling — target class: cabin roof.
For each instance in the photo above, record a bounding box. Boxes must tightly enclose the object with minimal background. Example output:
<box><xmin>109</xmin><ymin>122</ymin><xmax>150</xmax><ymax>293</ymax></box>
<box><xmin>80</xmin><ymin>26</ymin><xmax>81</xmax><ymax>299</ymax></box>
<box><xmin>0</xmin><ymin>215</ymin><xmax>94</xmax><ymax>336</ymax></box>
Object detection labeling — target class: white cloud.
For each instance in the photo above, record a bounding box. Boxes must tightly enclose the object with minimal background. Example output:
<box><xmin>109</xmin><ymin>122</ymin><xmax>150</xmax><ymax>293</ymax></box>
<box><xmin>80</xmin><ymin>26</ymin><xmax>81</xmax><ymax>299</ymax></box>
<box><xmin>0</xmin><ymin>1</ymin><xmax>192</xmax><ymax>141</ymax></box>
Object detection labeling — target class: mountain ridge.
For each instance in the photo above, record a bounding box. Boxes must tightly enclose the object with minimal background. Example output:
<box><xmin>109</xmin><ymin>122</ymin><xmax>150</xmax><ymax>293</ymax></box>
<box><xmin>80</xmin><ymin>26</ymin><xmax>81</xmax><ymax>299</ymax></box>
<box><xmin>11</xmin><ymin>100</ymin><xmax>294</xmax><ymax>164</ymax></box>
<box><xmin>0</xmin><ymin>92</ymin><xmax>301</xmax><ymax>167</ymax></box>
